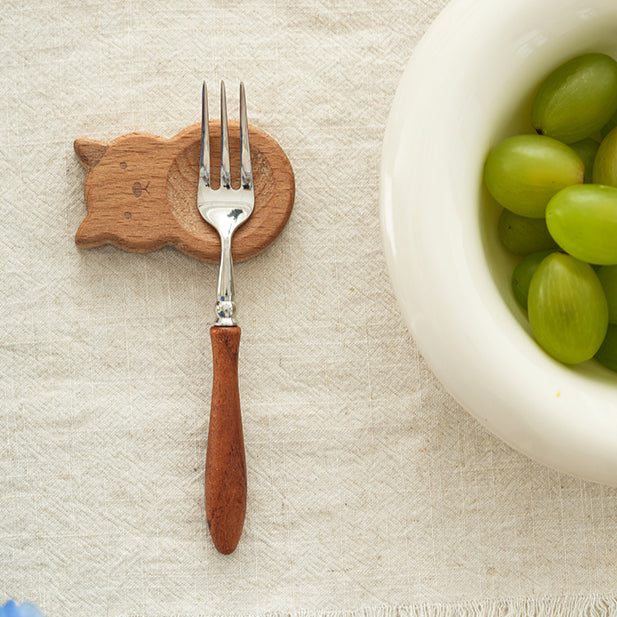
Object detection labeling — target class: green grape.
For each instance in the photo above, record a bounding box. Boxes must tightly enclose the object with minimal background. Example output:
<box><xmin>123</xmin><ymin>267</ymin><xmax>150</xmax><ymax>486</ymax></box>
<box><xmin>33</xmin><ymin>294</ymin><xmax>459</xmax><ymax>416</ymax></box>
<box><xmin>545</xmin><ymin>184</ymin><xmax>617</xmax><ymax>264</ymax></box>
<box><xmin>531</xmin><ymin>53</ymin><xmax>617</xmax><ymax>143</ymax></box>
<box><xmin>570</xmin><ymin>137</ymin><xmax>600</xmax><ymax>183</ymax></box>
<box><xmin>595</xmin><ymin>323</ymin><xmax>617</xmax><ymax>371</ymax></box>
<box><xmin>597</xmin><ymin>266</ymin><xmax>617</xmax><ymax>323</ymax></box>
<box><xmin>601</xmin><ymin>108</ymin><xmax>617</xmax><ymax>138</ymax></box>
<box><xmin>484</xmin><ymin>134</ymin><xmax>584</xmax><ymax>218</ymax></box>
<box><xmin>528</xmin><ymin>253</ymin><xmax>608</xmax><ymax>364</ymax></box>
<box><xmin>511</xmin><ymin>250</ymin><xmax>556</xmax><ymax>309</ymax></box>
<box><xmin>593</xmin><ymin>126</ymin><xmax>617</xmax><ymax>186</ymax></box>
<box><xmin>498</xmin><ymin>209</ymin><xmax>558</xmax><ymax>255</ymax></box>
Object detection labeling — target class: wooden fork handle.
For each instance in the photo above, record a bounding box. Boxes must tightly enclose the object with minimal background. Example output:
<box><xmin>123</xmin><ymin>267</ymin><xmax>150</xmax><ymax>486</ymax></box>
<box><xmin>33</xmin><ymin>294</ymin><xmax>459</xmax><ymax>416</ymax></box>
<box><xmin>205</xmin><ymin>325</ymin><xmax>247</xmax><ymax>554</ymax></box>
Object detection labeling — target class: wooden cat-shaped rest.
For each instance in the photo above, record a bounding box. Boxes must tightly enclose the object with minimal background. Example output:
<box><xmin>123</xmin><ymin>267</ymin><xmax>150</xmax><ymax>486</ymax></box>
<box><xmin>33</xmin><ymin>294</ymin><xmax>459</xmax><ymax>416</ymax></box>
<box><xmin>74</xmin><ymin>122</ymin><xmax>294</xmax><ymax>263</ymax></box>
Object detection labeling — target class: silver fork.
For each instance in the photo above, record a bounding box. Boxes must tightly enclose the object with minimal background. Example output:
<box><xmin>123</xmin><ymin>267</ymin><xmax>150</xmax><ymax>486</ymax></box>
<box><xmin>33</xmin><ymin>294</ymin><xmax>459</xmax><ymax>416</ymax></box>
<box><xmin>198</xmin><ymin>81</ymin><xmax>254</xmax><ymax>555</ymax></box>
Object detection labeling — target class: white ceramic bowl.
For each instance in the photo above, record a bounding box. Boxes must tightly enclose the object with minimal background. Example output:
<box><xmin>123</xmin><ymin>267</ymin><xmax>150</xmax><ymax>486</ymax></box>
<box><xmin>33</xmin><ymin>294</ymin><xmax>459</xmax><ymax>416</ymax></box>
<box><xmin>380</xmin><ymin>0</ymin><xmax>617</xmax><ymax>485</ymax></box>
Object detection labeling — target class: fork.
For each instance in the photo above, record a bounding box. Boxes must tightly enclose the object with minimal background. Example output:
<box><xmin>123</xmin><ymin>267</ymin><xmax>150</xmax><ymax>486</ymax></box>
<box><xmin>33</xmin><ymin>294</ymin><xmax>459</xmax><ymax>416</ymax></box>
<box><xmin>198</xmin><ymin>81</ymin><xmax>254</xmax><ymax>554</ymax></box>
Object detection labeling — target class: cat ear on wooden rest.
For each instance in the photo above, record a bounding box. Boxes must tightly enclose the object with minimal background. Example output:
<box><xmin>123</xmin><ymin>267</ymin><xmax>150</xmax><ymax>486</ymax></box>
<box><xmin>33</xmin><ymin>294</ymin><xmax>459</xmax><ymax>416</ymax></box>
<box><xmin>74</xmin><ymin>138</ymin><xmax>108</xmax><ymax>169</ymax></box>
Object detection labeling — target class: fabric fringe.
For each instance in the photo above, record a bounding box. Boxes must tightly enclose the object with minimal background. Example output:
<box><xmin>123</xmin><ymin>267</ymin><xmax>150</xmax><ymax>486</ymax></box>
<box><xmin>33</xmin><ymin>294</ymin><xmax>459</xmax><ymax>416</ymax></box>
<box><xmin>124</xmin><ymin>595</ymin><xmax>617</xmax><ymax>617</ymax></box>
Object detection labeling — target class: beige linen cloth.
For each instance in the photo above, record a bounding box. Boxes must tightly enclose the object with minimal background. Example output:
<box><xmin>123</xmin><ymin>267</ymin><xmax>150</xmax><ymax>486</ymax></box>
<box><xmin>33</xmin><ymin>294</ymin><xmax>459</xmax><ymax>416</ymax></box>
<box><xmin>2</xmin><ymin>1</ymin><xmax>617</xmax><ymax>616</ymax></box>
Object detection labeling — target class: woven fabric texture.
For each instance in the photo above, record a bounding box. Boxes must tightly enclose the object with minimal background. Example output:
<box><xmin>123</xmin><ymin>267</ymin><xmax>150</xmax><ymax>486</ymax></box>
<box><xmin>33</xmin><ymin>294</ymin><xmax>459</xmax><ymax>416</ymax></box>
<box><xmin>1</xmin><ymin>1</ymin><xmax>617</xmax><ymax>616</ymax></box>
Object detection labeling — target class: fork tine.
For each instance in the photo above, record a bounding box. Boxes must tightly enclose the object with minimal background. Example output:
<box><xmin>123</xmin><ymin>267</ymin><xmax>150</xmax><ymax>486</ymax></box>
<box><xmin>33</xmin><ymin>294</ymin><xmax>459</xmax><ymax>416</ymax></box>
<box><xmin>200</xmin><ymin>81</ymin><xmax>211</xmax><ymax>187</ymax></box>
<box><xmin>239</xmin><ymin>82</ymin><xmax>253</xmax><ymax>190</ymax></box>
<box><xmin>220</xmin><ymin>81</ymin><xmax>231</xmax><ymax>189</ymax></box>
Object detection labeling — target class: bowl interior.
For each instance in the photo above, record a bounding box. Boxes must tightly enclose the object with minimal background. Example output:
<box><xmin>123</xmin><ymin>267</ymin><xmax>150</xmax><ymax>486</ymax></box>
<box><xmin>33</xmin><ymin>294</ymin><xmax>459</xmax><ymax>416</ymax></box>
<box><xmin>479</xmin><ymin>26</ymin><xmax>617</xmax><ymax>383</ymax></box>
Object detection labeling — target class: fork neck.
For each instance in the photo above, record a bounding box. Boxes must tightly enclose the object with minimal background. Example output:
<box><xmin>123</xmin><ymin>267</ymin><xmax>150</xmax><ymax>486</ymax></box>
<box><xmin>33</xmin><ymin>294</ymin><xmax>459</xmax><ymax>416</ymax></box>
<box><xmin>215</xmin><ymin>235</ymin><xmax>238</xmax><ymax>327</ymax></box>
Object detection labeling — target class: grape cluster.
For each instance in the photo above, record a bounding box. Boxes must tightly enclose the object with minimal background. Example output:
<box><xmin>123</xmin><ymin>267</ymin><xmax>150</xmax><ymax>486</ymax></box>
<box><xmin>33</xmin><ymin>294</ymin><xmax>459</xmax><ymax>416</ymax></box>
<box><xmin>483</xmin><ymin>53</ymin><xmax>617</xmax><ymax>369</ymax></box>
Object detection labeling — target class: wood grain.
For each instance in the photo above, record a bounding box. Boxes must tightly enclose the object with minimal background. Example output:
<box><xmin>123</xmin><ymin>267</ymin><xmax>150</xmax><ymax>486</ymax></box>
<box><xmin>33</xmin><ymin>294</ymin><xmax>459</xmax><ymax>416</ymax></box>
<box><xmin>206</xmin><ymin>326</ymin><xmax>246</xmax><ymax>554</ymax></box>
<box><xmin>74</xmin><ymin>122</ymin><xmax>294</xmax><ymax>263</ymax></box>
